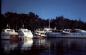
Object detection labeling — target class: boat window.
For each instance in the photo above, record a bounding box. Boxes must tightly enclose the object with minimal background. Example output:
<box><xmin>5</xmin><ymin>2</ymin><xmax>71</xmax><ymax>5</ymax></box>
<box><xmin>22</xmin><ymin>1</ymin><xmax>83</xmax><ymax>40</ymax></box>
<box><xmin>24</xmin><ymin>30</ymin><xmax>29</xmax><ymax>32</ymax></box>
<box><xmin>7</xmin><ymin>30</ymin><xmax>13</xmax><ymax>32</ymax></box>
<box><xmin>41</xmin><ymin>33</ymin><xmax>45</xmax><ymax>34</ymax></box>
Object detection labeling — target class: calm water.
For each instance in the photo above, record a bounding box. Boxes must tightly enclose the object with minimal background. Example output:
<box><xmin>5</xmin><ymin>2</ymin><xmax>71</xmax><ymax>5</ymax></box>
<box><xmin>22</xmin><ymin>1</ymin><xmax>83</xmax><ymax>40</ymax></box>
<box><xmin>1</xmin><ymin>37</ymin><xmax>86</xmax><ymax>55</ymax></box>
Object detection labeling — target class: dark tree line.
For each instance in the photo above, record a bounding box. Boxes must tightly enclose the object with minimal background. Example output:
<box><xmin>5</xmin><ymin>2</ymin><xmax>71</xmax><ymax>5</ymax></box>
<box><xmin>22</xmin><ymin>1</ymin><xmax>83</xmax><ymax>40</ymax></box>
<box><xmin>51</xmin><ymin>16</ymin><xmax>86</xmax><ymax>30</ymax></box>
<box><xmin>0</xmin><ymin>12</ymin><xmax>86</xmax><ymax>32</ymax></box>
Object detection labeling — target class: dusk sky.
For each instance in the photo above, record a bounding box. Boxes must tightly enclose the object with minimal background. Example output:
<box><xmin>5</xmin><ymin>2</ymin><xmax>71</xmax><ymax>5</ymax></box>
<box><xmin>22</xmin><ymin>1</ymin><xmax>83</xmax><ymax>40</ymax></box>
<box><xmin>1</xmin><ymin>0</ymin><xmax>86</xmax><ymax>22</ymax></box>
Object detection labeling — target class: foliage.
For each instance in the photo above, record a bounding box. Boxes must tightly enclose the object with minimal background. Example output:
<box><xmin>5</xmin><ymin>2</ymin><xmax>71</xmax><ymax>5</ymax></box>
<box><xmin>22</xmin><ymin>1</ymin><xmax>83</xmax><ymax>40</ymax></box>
<box><xmin>0</xmin><ymin>12</ymin><xmax>86</xmax><ymax>32</ymax></box>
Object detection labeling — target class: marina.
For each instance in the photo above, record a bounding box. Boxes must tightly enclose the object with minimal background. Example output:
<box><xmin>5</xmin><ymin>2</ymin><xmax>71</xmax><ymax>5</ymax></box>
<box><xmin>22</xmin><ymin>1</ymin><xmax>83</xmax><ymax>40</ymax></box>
<box><xmin>0</xmin><ymin>27</ymin><xmax>86</xmax><ymax>55</ymax></box>
<box><xmin>1</xmin><ymin>0</ymin><xmax>86</xmax><ymax>55</ymax></box>
<box><xmin>1</xmin><ymin>27</ymin><xmax>86</xmax><ymax>55</ymax></box>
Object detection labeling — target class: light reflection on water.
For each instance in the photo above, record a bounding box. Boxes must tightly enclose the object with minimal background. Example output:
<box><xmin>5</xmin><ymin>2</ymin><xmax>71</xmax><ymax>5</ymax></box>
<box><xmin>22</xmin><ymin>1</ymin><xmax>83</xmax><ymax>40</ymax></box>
<box><xmin>1</xmin><ymin>36</ymin><xmax>86</xmax><ymax>55</ymax></box>
<box><xmin>20</xmin><ymin>39</ymin><xmax>33</xmax><ymax>50</ymax></box>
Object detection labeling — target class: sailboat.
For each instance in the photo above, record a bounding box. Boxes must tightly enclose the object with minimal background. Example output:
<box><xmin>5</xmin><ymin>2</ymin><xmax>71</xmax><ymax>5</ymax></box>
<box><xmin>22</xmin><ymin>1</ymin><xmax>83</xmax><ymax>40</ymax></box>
<box><xmin>46</xmin><ymin>20</ymin><xmax>86</xmax><ymax>38</ymax></box>
<box><xmin>34</xmin><ymin>19</ymin><xmax>52</xmax><ymax>38</ymax></box>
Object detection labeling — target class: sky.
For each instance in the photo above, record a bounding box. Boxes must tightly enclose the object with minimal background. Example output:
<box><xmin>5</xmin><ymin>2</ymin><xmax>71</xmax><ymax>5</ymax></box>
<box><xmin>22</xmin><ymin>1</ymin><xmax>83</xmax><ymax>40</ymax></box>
<box><xmin>1</xmin><ymin>0</ymin><xmax>86</xmax><ymax>22</ymax></box>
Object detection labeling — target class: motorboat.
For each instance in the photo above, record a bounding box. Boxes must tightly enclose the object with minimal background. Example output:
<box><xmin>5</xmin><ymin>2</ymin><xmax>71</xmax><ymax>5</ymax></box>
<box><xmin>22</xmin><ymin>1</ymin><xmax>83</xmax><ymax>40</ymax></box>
<box><xmin>1</xmin><ymin>28</ymin><xmax>18</xmax><ymax>40</ymax></box>
<box><xmin>35</xmin><ymin>28</ymin><xmax>46</xmax><ymax>37</ymax></box>
<box><xmin>34</xmin><ymin>28</ymin><xmax>52</xmax><ymax>37</ymax></box>
<box><xmin>34</xmin><ymin>18</ymin><xmax>52</xmax><ymax>38</ymax></box>
<box><xmin>18</xmin><ymin>28</ymin><xmax>33</xmax><ymax>40</ymax></box>
<box><xmin>70</xmin><ymin>29</ymin><xmax>86</xmax><ymax>37</ymax></box>
<box><xmin>46</xmin><ymin>29</ymin><xmax>86</xmax><ymax>38</ymax></box>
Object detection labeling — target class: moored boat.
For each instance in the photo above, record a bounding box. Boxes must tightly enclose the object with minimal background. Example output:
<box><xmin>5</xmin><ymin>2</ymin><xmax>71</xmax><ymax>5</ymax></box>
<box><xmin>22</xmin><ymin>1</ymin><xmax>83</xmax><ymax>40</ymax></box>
<box><xmin>1</xmin><ymin>28</ymin><xmax>18</xmax><ymax>40</ymax></box>
<box><xmin>34</xmin><ymin>28</ymin><xmax>52</xmax><ymax>38</ymax></box>
<box><xmin>18</xmin><ymin>28</ymin><xmax>33</xmax><ymax>41</ymax></box>
<box><xmin>46</xmin><ymin>29</ymin><xmax>86</xmax><ymax>38</ymax></box>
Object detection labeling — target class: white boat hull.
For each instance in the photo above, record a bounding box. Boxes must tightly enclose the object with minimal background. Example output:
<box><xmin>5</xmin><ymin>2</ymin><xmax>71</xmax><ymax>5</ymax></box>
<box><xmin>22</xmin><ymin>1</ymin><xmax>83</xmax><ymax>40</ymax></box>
<box><xmin>18</xmin><ymin>29</ymin><xmax>33</xmax><ymax>40</ymax></box>
<box><xmin>1</xmin><ymin>32</ymin><xmax>18</xmax><ymax>40</ymax></box>
<box><xmin>46</xmin><ymin>32</ymin><xmax>86</xmax><ymax>38</ymax></box>
<box><xmin>1</xmin><ymin>36</ymin><xmax>10</xmax><ymax>39</ymax></box>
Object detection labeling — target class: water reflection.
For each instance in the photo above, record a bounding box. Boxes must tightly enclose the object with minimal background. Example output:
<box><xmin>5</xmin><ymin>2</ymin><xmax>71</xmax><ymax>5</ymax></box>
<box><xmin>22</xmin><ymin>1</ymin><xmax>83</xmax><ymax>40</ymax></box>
<box><xmin>47</xmin><ymin>38</ymin><xmax>86</xmax><ymax>55</ymax></box>
<box><xmin>1</xmin><ymin>40</ymin><xmax>18</xmax><ymax>53</ymax></box>
<box><xmin>20</xmin><ymin>39</ymin><xmax>33</xmax><ymax>50</ymax></box>
<box><xmin>1</xmin><ymin>36</ymin><xmax>86</xmax><ymax>55</ymax></box>
<box><xmin>34</xmin><ymin>38</ymin><xmax>49</xmax><ymax>47</ymax></box>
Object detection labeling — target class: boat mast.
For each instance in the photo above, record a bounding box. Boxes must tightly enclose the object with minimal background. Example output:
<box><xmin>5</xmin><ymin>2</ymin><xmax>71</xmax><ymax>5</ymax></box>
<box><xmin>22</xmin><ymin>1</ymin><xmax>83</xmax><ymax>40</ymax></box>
<box><xmin>49</xmin><ymin>19</ymin><xmax>50</xmax><ymax>28</ymax></box>
<box><xmin>22</xmin><ymin>24</ymin><xmax>24</xmax><ymax>28</ymax></box>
